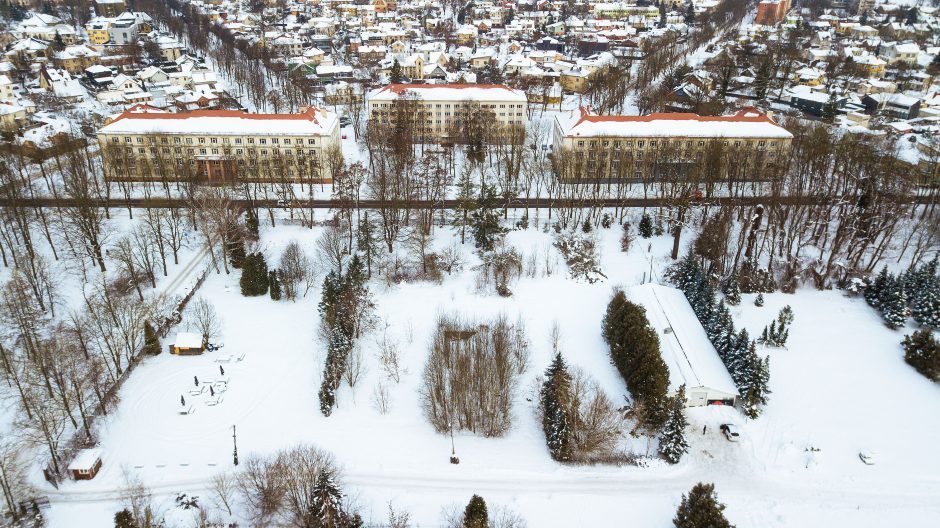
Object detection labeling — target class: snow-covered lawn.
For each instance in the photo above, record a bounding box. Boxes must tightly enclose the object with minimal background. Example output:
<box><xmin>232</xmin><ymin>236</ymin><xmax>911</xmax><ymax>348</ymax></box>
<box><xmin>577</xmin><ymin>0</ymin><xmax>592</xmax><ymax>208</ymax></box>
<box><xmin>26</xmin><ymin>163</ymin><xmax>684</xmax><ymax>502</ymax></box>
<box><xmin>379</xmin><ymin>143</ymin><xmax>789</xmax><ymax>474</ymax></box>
<box><xmin>44</xmin><ymin>223</ymin><xmax>940</xmax><ymax>527</ymax></box>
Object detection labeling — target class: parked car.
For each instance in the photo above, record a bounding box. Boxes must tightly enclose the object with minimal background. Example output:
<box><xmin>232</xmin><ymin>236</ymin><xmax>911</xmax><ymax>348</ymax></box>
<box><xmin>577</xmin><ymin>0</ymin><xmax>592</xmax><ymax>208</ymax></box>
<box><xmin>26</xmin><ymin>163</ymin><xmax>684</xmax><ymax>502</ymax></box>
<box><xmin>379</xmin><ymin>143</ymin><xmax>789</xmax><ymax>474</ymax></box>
<box><xmin>859</xmin><ymin>450</ymin><xmax>876</xmax><ymax>465</ymax></box>
<box><xmin>720</xmin><ymin>424</ymin><xmax>740</xmax><ymax>442</ymax></box>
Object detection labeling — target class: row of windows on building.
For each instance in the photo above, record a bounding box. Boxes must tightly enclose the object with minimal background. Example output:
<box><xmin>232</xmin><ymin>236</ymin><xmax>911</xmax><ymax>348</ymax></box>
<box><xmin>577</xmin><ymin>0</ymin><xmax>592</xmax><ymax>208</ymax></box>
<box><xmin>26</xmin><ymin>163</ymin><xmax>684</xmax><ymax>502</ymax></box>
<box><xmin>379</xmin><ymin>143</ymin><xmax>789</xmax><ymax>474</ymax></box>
<box><xmin>124</xmin><ymin>157</ymin><xmax>321</xmax><ymax>168</ymax></box>
<box><xmin>372</xmin><ymin>102</ymin><xmax>525</xmax><ymax>110</ymax></box>
<box><xmin>109</xmin><ymin>135</ymin><xmax>321</xmax><ymax>146</ymax></box>
<box><xmin>122</xmin><ymin>146</ymin><xmax>322</xmax><ymax>157</ymax></box>
<box><xmin>572</xmin><ymin>149</ymin><xmax>780</xmax><ymax>161</ymax></box>
<box><xmin>574</xmin><ymin>138</ymin><xmax>783</xmax><ymax>150</ymax></box>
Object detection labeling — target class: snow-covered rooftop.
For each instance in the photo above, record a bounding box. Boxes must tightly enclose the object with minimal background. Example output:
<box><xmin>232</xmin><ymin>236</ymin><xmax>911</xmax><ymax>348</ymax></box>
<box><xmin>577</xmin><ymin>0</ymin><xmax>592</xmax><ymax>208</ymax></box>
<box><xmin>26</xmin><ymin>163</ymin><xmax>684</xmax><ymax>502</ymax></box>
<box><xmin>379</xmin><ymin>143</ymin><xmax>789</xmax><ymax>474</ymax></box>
<box><xmin>626</xmin><ymin>283</ymin><xmax>739</xmax><ymax>399</ymax></box>
<box><xmin>556</xmin><ymin>107</ymin><xmax>793</xmax><ymax>140</ymax></box>
<box><xmin>173</xmin><ymin>332</ymin><xmax>203</xmax><ymax>349</ymax></box>
<box><xmin>99</xmin><ymin>105</ymin><xmax>338</xmax><ymax>137</ymax></box>
<box><xmin>369</xmin><ymin>83</ymin><xmax>527</xmax><ymax>103</ymax></box>
<box><xmin>68</xmin><ymin>448</ymin><xmax>102</xmax><ymax>471</ymax></box>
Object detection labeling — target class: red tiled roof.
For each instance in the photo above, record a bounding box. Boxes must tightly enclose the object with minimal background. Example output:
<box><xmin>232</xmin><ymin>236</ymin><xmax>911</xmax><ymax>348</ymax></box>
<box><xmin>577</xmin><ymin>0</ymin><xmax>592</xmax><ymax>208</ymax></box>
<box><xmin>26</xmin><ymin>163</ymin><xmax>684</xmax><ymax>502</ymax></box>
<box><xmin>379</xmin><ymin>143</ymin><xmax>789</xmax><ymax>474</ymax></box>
<box><xmin>378</xmin><ymin>83</ymin><xmax>519</xmax><ymax>94</ymax></box>
<box><xmin>109</xmin><ymin>104</ymin><xmax>324</xmax><ymax>125</ymax></box>
<box><xmin>574</xmin><ymin>106</ymin><xmax>781</xmax><ymax>127</ymax></box>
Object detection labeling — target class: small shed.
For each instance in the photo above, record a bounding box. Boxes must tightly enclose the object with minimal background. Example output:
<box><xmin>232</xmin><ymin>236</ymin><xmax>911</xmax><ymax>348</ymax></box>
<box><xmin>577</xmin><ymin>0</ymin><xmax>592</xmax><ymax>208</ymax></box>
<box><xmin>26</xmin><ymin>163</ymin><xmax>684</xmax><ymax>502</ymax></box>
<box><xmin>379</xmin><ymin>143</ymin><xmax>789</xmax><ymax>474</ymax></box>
<box><xmin>627</xmin><ymin>284</ymin><xmax>739</xmax><ymax>407</ymax></box>
<box><xmin>68</xmin><ymin>448</ymin><xmax>103</xmax><ymax>480</ymax></box>
<box><xmin>170</xmin><ymin>332</ymin><xmax>204</xmax><ymax>355</ymax></box>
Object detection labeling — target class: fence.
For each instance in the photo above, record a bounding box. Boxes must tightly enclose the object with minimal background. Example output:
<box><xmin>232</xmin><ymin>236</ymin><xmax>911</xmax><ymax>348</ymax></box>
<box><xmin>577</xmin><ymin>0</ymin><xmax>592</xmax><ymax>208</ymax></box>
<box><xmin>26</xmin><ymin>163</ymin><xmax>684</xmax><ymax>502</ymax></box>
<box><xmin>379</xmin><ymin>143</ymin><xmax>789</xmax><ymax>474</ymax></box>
<box><xmin>44</xmin><ymin>265</ymin><xmax>212</xmax><ymax>486</ymax></box>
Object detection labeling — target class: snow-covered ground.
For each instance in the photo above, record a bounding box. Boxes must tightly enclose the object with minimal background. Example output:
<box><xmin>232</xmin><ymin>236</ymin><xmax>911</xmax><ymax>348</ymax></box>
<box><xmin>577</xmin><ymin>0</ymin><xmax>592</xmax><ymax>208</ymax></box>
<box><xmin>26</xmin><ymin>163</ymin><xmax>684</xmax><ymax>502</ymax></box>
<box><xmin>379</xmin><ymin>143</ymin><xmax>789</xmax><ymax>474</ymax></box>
<box><xmin>41</xmin><ymin>222</ymin><xmax>940</xmax><ymax>527</ymax></box>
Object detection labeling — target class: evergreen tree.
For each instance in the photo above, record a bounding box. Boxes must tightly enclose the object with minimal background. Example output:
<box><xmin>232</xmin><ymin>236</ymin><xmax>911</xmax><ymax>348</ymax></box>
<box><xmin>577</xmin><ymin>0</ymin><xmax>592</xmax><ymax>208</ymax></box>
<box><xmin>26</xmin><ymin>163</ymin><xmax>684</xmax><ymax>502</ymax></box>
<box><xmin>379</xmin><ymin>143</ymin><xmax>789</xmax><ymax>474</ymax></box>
<box><xmin>143</xmin><ymin>321</ymin><xmax>161</xmax><ymax>355</ymax></box>
<box><xmin>114</xmin><ymin>509</ymin><xmax>135</xmax><ymax>528</ymax></box>
<box><xmin>822</xmin><ymin>91</ymin><xmax>838</xmax><ymax>123</ymax></box>
<box><xmin>470</xmin><ymin>183</ymin><xmax>505</xmax><ymax>251</ymax></box>
<box><xmin>245</xmin><ymin>207</ymin><xmax>260</xmax><ymax>239</ymax></box>
<box><xmin>390</xmin><ymin>59</ymin><xmax>403</xmax><ymax>84</ymax></box>
<box><xmin>673</xmin><ymin>483</ymin><xmax>734</xmax><ymax>528</ymax></box>
<box><xmin>269</xmin><ymin>270</ymin><xmax>282</xmax><ymax>300</ymax></box>
<box><xmin>901</xmin><ymin>329</ymin><xmax>939</xmax><ymax>382</ymax></box>
<box><xmin>723</xmin><ymin>273</ymin><xmax>741</xmax><ymax>306</ymax></box>
<box><xmin>912</xmin><ymin>283</ymin><xmax>940</xmax><ymax>328</ymax></box>
<box><xmin>865</xmin><ymin>267</ymin><xmax>890</xmax><ymax>309</ymax></box>
<box><xmin>659</xmin><ymin>385</ymin><xmax>690</xmax><ymax>464</ymax></box>
<box><xmin>581</xmin><ymin>218</ymin><xmax>592</xmax><ymax>233</ymax></box>
<box><xmin>754</xmin><ymin>293</ymin><xmax>764</xmax><ymax>307</ymax></box>
<box><xmin>881</xmin><ymin>275</ymin><xmax>908</xmax><ymax>329</ymax></box>
<box><xmin>463</xmin><ymin>495</ymin><xmax>489</xmax><ymax>528</ymax></box>
<box><xmin>685</xmin><ymin>2</ymin><xmax>695</xmax><ymax>23</ymax></box>
<box><xmin>603</xmin><ymin>292</ymin><xmax>670</xmax><ymax>429</ymax></box>
<box><xmin>452</xmin><ymin>170</ymin><xmax>478</xmax><ymax>245</ymax></box>
<box><xmin>309</xmin><ymin>470</ymin><xmax>346</xmax><ymax>528</ymax></box>
<box><xmin>356</xmin><ymin>212</ymin><xmax>379</xmax><ymax>278</ymax></box>
<box><xmin>738</xmin><ymin>340</ymin><xmax>770</xmax><ymax>419</ymax></box>
<box><xmin>228</xmin><ymin>239</ymin><xmax>247</xmax><ymax>269</ymax></box>
<box><xmin>639</xmin><ymin>213</ymin><xmax>653</xmax><ymax>239</ymax></box>
<box><xmin>239</xmin><ymin>253</ymin><xmax>270</xmax><ymax>296</ymax></box>
<box><xmin>541</xmin><ymin>353</ymin><xmax>573</xmax><ymax>462</ymax></box>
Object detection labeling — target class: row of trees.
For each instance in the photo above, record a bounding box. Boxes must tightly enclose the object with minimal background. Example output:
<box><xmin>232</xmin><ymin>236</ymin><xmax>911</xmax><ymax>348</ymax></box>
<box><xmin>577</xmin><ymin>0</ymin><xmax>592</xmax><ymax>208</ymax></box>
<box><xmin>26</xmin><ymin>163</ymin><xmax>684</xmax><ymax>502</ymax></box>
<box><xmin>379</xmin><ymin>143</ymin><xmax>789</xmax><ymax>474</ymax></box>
<box><xmin>865</xmin><ymin>257</ymin><xmax>940</xmax><ymax>330</ymax></box>
<box><xmin>670</xmin><ymin>255</ymin><xmax>771</xmax><ymax>418</ymax></box>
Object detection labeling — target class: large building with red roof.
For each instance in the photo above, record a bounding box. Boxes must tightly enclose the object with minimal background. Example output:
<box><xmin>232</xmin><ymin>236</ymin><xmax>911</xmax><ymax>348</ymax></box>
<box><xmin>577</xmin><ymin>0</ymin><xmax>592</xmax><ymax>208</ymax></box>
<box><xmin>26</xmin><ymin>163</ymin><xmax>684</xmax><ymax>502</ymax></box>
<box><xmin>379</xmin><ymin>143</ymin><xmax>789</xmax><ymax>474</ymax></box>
<box><xmin>552</xmin><ymin>107</ymin><xmax>792</xmax><ymax>182</ymax></box>
<box><xmin>97</xmin><ymin>104</ymin><xmax>339</xmax><ymax>182</ymax></box>
<box><xmin>367</xmin><ymin>83</ymin><xmax>527</xmax><ymax>142</ymax></box>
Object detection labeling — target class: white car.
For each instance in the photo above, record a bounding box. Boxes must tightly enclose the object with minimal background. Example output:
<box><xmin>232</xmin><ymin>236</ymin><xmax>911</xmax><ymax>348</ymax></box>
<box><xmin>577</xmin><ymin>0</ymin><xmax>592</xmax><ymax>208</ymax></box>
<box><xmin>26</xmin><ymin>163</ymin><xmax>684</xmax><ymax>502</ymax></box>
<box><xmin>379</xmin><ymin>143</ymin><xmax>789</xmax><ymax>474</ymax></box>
<box><xmin>720</xmin><ymin>423</ymin><xmax>740</xmax><ymax>442</ymax></box>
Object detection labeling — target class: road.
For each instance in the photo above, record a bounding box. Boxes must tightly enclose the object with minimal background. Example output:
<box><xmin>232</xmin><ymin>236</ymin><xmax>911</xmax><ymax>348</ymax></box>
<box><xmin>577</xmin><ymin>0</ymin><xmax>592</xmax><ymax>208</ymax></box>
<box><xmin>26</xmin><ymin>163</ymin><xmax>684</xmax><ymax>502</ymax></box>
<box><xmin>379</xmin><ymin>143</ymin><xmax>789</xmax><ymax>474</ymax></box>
<box><xmin>0</xmin><ymin>195</ymin><xmax>936</xmax><ymax>209</ymax></box>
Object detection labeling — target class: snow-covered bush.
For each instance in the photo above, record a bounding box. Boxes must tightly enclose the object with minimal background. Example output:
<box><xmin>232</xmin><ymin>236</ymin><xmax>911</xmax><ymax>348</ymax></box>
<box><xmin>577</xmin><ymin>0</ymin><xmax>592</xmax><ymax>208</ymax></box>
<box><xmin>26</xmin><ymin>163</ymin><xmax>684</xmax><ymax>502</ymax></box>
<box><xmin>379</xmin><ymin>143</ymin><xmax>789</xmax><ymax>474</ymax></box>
<box><xmin>553</xmin><ymin>232</ymin><xmax>606</xmax><ymax>284</ymax></box>
<box><xmin>475</xmin><ymin>244</ymin><xmax>523</xmax><ymax>296</ymax></box>
<box><xmin>421</xmin><ymin>315</ymin><xmax>529</xmax><ymax>437</ymax></box>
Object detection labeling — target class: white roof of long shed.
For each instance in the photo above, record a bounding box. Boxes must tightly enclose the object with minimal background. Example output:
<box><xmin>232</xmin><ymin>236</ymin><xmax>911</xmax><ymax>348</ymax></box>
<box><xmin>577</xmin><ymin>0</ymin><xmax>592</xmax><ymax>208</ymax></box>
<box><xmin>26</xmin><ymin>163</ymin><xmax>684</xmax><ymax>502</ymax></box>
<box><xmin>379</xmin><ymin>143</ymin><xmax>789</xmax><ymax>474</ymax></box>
<box><xmin>626</xmin><ymin>283</ymin><xmax>739</xmax><ymax>398</ymax></box>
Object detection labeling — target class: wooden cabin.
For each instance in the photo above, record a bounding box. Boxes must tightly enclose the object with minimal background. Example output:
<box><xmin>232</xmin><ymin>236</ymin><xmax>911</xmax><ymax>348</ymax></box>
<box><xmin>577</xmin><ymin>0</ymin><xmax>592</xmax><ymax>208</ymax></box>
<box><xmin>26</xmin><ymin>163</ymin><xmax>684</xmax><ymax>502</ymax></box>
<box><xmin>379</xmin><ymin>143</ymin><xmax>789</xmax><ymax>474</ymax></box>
<box><xmin>170</xmin><ymin>332</ymin><xmax>204</xmax><ymax>355</ymax></box>
<box><xmin>68</xmin><ymin>448</ymin><xmax>103</xmax><ymax>480</ymax></box>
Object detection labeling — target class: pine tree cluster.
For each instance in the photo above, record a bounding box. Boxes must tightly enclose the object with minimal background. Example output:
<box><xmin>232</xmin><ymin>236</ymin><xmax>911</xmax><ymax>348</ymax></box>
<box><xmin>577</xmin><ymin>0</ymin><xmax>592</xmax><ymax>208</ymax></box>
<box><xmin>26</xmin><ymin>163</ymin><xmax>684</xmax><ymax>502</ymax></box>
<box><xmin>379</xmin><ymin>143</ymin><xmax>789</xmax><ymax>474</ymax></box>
<box><xmin>318</xmin><ymin>256</ymin><xmax>374</xmax><ymax>416</ymax></box>
<box><xmin>669</xmin><ymin>255</ymin><xmax>771</xmax><ymax>418</ymax></box>
<box><xmin>639</xmin><ymin>213</ymin><xmax>653</xmax><ymax>239</ymax></box>
<box><xmin>658</xmin><ymin>385</ymin><xmax>690</xmax><ymax>464</ymax></box>
<box><xmin>865</xmin><ymin>257</ymin><xmax>940</xmax><ymax>330</ymax></box>
<box><xmin>758</xmin><ymin>306</ymin><xmax>793</xmax><ymax>347</ymax></box>
<box><xmin>239</xmin><ymin>252</ymin><xmax>270</xmax><ymax>296</ymax></box>
<box><xmin>540</xmin><ymin>353</ymin><xmax>573</xmax><ymax>462</ymax></box>
<box><xmin>673</xmin><ymin>482</ymin><xmax>735</xmax><ymax>528</ymax></box>
<box><xmin>602</xmin><ymin>291</ymin><xmax>670</xmax><ymax>430</ymax></box>
<box><xmin>901</xmin><ymin>329</ymin><xmax>940</xmax><ymax>382</ymax></box>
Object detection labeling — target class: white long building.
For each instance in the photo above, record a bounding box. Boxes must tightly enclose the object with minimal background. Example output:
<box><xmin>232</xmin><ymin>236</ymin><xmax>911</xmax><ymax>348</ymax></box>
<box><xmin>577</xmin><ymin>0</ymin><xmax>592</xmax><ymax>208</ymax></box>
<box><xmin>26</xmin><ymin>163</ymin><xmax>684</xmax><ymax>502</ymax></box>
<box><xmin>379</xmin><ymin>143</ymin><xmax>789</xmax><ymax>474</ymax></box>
<box><xmin>98</xmin><ymin>104</ymin><xmax>340</xmax><ymax>182</ymax></box>
<box><xmin>627</xmin><ymin>283</ymin><xmax>739</xmax><ymax>407</ymax></box>
<box><xmin>367</xmin><ymin>83</ymin><xmax>527</xmax><ymax>142</ymax></box>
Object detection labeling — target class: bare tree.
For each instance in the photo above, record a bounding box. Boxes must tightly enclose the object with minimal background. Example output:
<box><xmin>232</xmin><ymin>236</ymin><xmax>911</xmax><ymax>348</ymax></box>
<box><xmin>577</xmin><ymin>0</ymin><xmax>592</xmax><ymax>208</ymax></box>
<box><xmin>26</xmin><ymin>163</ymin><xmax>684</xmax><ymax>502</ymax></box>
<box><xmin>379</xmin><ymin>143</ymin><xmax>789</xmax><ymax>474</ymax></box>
<box><xmin>187</xmin><ymin>297</ymin><xmax>221</xmax><ymax>347</ymax></box>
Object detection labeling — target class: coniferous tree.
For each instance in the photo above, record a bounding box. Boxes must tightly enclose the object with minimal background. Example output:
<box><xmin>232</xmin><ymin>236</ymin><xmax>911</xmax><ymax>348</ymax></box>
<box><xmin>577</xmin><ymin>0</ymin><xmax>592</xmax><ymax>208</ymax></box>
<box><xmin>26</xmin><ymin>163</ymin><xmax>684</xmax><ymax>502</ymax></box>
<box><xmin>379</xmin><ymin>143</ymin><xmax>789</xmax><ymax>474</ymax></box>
<box><xmin>452</xmin><ymin>169</ymin><xmax>478</xmax><ymax>245</ymax></box>
<box><xmin>541</xmin><ymin>353</ymin><xmax>573</xmax><ymax>462</ymax></box>
<box><xmin>463</xmin><ymin>495</ymin><xmax>488</xmax><ymax>528</ymax></box>
<box><xmin>723</xmin><ymin>273</ymin><xmax>741</xmax><ymax>306</ymax></box>
<box><xmin>114</xmin><ymin>509</ymin><xmax>135</xmax><ymax>528</ymax></box>
<box><xmin>245</xmin><ymin>207</ymin><xmax>260</xmax><ymax>239</ymax></box>
<box><xmin>881</xmin><ymin>276</ymin><xmax>908</xmax><ymax>329</ymax></box>
<box><xmin>470</xmin><ymin>183</ymin><xmax>505</xmax><ymax>251</ymax></box>
<box><xmin>239</xmin><ymin>253</ymin><xmax>270</xmax><ymax>296</ymax></box>
<box><xmin>738</xmin><ymin>340</ymin><xmax>770</xmax><ymax>419</ymax></box>
<box><xmin>754</xmin><ymin>293</ymin><xmax>764</xmax><ymax>307</ymax></box>
<box><xmin>309</xmin><ymin>470</ymin><xmax>346</xmax><ymax>528</ymax></box>
<box><xmin>639</xmin><ymin>213</ymin><xmax>653</xmax><ymax>239</ymax></box>
<box><xmin>581</xmin><ymin>218</ymin><xmax>592</xmax><ymax>233</ymax></box>
<box><xmin>602</xmin><ymin>291</ymin><xmax>670</xmax><ymax>429</ymax></box>
<box><xmin>659</xmin><ymin>385</ymin><xmax>689</xmax><ymax>464</ymax></box>
<box><xmin>143</xmin><ymin>322</ymin><xmax>161</xmax><ymax>355</ymax></box>
<box><xmin>901</xmin><ymin>329</ymin><xmax>940</xmax><ymax>382</ymax></box>
<box><xmin>269</xmin><ymin>270</ymin><xmax>282</xmax><ymax>300</ymax></box>
<box><xmin>390</xmin><ymin>59</ymin><xmax>403</xmax><ymax>83</ymax></box>
<box><xmin>865</xmin><ymin>266</ymin><xmax>890</xmax><ymax>309</ymax></box>
<box><xmin>356</xmin><ymin>212</ymin><xmax>379</xmax><ymax>278</ymax></box>
<box><xmin>228</xmin><ymin>239</ymin><xmax>247</xmax><ymax>269</ymax></box>
<box><xmin>673</xmin><ymin>483</ymin><xmax>734</xmax><ymax>528</ymax></box>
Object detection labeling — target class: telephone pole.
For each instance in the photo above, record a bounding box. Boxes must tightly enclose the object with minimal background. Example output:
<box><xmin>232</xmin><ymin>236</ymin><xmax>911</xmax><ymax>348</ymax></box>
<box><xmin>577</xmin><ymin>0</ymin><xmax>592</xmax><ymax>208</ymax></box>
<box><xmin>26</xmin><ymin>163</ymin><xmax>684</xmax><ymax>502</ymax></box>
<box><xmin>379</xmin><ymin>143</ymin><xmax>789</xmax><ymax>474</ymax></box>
<box><xmin>232</xmin><ymin>425</ymin><xmax>239</xmax><ymax>466</ymax></box>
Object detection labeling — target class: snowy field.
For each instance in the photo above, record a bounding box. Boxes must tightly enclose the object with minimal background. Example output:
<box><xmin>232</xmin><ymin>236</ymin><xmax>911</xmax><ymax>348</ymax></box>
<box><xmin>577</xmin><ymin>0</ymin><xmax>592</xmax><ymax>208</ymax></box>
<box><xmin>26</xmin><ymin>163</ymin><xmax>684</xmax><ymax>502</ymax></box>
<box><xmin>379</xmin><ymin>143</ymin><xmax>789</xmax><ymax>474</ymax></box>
<box><xmin>41</xmin><ymin>221</ymin><xmax>940</xmax><ymax>527</ymax></box>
